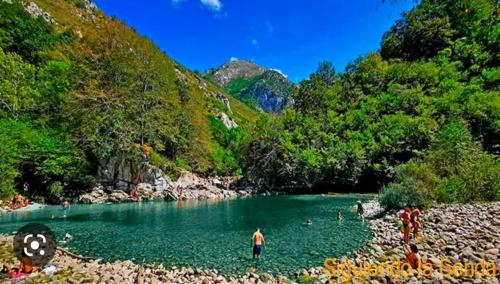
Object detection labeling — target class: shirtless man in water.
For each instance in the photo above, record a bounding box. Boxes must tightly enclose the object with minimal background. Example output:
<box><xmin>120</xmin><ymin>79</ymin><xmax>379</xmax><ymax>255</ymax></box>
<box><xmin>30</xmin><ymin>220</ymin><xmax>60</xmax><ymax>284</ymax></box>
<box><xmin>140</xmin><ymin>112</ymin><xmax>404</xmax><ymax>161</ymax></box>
<box><xmin>251</xmin><ymin>228</ymin><xmax>266</xmax><ymax>259</ymax></box>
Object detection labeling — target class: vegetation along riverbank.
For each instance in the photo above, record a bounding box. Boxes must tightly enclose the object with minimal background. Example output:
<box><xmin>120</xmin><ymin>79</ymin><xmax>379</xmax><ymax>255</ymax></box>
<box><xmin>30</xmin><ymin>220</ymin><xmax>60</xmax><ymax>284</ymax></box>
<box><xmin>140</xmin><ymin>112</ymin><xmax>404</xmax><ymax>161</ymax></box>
<box><xmin>1</xmin><ymin>0</ymin><xmax>498</xmax><ymax>206</ymax></box>
<box><xmin>0</xmin><ymin>0</ymin><xmax>498</xmax><ymax>283</ymax></box>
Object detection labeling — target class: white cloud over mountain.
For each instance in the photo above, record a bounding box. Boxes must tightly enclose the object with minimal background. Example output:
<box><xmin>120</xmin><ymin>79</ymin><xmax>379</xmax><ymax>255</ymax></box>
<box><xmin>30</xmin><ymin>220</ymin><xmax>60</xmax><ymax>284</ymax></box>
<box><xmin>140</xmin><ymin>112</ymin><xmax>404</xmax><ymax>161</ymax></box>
<box><xmin>171</xmin><ymin>0</ymin><xmax>223</xmax><ymax>11</ymax></box>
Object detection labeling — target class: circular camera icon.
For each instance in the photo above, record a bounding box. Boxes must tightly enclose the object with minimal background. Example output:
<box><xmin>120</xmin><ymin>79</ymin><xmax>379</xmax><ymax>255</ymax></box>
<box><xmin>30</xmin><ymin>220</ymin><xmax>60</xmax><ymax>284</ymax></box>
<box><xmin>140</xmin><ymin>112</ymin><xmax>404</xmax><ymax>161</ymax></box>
<box><xmin>13</xmin><ymin>223</ymin><xmax>56</xmax><ymax>267</ymax></box>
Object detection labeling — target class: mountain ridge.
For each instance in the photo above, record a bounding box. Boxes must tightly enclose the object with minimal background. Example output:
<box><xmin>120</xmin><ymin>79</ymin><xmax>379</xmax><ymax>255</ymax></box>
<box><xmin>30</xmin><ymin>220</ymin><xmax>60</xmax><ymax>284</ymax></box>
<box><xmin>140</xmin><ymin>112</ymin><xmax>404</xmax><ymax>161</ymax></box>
<box><xmin>205</xmin><ymin>59</ymin><xmax>295</xmax><ymax>113</ymax></box>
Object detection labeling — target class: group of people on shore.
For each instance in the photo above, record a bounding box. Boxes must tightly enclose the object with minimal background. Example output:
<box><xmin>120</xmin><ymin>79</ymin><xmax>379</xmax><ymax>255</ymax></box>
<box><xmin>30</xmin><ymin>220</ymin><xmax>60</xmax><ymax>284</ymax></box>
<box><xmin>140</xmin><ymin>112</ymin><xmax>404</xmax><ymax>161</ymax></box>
<box><xmin>398</xmin><ymin>207</ymin><xmax>423</xmax><ymax>269</ymax></box>
<box><xmin>10</xmin><ymin>194</ymin><xmax>29</xmax><ymax>210</ymax></box>
<box><xmin>399</xmin><ymin>207</ymin><xmax>422</xmax><ymax>244</ymax></box>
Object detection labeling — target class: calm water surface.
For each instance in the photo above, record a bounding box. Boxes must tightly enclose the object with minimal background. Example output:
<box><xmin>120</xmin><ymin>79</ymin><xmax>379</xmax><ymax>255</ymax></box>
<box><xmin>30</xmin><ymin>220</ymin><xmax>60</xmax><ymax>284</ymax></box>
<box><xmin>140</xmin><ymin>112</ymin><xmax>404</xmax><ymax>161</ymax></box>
<box><xmin>0</xmin><ymin>195</ymin><xmax>371</xmax><ymax>275</ymax></box>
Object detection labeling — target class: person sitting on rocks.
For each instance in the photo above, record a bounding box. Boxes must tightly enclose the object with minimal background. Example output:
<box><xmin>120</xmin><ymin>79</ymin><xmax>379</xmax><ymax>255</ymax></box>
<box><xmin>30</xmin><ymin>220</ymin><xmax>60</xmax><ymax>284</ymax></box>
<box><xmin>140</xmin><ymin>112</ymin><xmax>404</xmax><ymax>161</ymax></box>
<box><xmin>404</xmin><ymin>243</ymin><xmax>421</xmax><ymax>269</ymax></box>
<box><xmin>410</xmin><ymin>208</ymin><xmax>422</xmax><ymax>239</ymax></box>
<box><xmin>131</xmin><ymin>190</ymin><xmax>138</xmax><ymax>201</ymax></box>
<box><xmin>400</xmin><ymin>208</ymin><xmax>412</xmax><ymax>244</ymax></box>
<box><xmin>2</xmin><ymin>253</ymin><xmax>36</xmax><ymax>279</ymax></box>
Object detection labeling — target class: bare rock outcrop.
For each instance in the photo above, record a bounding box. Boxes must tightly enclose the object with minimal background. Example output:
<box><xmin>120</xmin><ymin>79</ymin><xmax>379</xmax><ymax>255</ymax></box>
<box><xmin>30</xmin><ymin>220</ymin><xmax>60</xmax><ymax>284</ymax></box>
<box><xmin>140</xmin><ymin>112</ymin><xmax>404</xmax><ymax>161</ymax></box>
<box><xmin>25</xmin><ymin>2</ymin><xmax>54</xmax><ymax>23</ymax></box>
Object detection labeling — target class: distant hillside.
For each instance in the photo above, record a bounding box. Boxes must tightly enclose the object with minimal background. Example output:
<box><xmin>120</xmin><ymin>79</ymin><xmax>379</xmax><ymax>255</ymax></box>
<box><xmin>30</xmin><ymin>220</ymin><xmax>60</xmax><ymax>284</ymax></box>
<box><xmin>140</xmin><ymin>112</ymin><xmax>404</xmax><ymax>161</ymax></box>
<box><xmin>0</xmin><ymin>0</ymin><xmax>257</xmax><ymax>198</ymax></box>
<box><xmin>205</xmin><ymin>60</ymin><xmax>295</xmax><ymax>113</ymax></box>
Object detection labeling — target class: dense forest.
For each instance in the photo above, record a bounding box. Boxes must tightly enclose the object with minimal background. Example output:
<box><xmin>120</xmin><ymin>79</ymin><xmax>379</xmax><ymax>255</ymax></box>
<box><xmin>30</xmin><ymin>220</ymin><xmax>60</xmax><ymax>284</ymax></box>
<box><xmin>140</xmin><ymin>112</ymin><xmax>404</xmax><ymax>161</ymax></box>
<box><xmin>0</xmin><ymin>0</ymin><xmax>257</xmax><ymax>201</ymax></box>
<box><xmin>242</xmin><ymin>0</ymin><xmax>499</xmax><ymax>208</ymax></box>
<box><xmin>0</xmin><ymin>0</ymin><xmax>498</xmax><ymax>208</ymax></box>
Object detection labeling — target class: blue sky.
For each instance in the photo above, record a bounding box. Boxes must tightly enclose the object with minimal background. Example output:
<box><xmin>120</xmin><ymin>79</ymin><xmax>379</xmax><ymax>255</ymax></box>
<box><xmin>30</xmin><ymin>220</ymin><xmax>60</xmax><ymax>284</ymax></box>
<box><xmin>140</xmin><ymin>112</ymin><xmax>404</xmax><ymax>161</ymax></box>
<box><xmin>94</xmin><ymin>0</ymin><xmax>414</xmax><ymax>82</ymax></box>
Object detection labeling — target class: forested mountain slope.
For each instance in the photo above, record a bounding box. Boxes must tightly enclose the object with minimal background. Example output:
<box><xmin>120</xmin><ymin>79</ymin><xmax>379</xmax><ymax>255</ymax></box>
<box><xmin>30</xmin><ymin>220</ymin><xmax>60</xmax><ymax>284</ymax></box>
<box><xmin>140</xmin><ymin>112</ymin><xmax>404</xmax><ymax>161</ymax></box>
<box><xmin>0</xmin><ymin>0</ymin><xmax>257</xmax><ymax>199</ymax></box>
<box><xmin>242</xmin><ymin>0</ymin><xmax>499</xmax><ymax>207</ymax></box>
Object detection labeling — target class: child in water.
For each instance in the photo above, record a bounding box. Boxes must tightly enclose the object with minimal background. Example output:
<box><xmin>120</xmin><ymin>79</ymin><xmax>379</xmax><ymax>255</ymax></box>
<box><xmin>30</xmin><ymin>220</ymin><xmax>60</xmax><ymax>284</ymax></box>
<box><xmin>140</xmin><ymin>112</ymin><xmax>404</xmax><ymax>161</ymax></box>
<box><xmin>62</xmin><ymin>201</ymin><xmax>70</xmax><ymax>217</ymax></box>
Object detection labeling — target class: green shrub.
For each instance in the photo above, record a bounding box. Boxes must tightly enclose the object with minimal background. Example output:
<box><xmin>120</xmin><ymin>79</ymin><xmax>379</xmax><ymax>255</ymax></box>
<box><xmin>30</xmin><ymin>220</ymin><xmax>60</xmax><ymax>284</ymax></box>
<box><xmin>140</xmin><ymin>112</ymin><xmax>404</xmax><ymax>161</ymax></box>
<box><xmin>381</xmin><ymin>121</ymin><xmax>499</xmax><ymax>209</ymax></box>
<box><xmin>149</xmin><ymin>150</ymin><xmax>165</xmax><ymax>168</ymax></box>
<box><xmin>435</xmin><ymin>178</ymin><xmax>461</xmax><ymax>203</ymax></box>
<box><xmin>296</xmin><ymin>275</ymin><xmax>319</xmax><ymax>284</ymax></box>
<box><xmin>379</xmin><ymin>183</ymin><xmax>426</xmax><ymax>210</ymax></box>
<box><xmin>50</xmin><ymin>181</ymin><xmax>64</xmax><ymax>199</ymax></box>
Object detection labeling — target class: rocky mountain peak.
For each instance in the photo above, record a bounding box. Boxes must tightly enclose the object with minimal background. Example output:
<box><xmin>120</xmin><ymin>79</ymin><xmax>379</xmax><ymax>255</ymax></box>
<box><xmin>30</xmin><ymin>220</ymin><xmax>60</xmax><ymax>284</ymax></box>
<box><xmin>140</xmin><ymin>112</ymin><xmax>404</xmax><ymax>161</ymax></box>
<box><xmin>206</xmin><ymin>59</ymin><xmax>295</xmax><ymax>113</ymax></box>
<box><xmin>209</xmin><ymin>59</ymin><xmax>265</xmax><ymax>86</ymax></box>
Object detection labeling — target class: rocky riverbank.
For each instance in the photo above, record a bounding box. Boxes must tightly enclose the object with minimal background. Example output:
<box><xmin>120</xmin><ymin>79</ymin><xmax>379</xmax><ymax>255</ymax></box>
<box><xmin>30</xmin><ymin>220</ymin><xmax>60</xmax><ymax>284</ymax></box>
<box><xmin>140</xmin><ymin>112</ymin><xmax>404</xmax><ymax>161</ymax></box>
<box><xmin>1</xmin><ymin>202</ymin><xmax>498</xmax><ymax>283</ymax></box>
<box><xmin>0</xmin><ymin>234</ymin><xmax>290</xmax><ymax>284</ymax></box>
<box><xmin>330</xmin><ymin>202</ymin><xmax>500</xmax><ymax>284</ymax></box>
<box><xmin>76</xmin><ymin>171</ymin><xmax>252</xmax><ymax>204</ymax></box>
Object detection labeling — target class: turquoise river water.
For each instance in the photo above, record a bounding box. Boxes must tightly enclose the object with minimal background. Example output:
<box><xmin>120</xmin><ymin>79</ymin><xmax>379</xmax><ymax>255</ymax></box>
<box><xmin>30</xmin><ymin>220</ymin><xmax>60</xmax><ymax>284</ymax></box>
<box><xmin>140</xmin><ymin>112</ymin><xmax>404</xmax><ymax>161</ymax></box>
<box><xmin>0</xmin><ymin>195</ymin><xmax>371</xmax><ymax>275</ymax></box>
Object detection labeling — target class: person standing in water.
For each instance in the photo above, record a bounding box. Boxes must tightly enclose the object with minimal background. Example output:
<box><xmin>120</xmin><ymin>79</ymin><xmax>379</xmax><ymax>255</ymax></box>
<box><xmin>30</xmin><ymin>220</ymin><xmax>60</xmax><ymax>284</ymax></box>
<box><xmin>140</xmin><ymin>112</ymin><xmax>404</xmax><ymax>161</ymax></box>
<box><xmin>251</xmin><ymin>228</ymin><xmax>266</xmax><ymax>259</ymax></box>
<box><xmin>356</xmin><ymin>201</ymin><xmax>364</xmax><ymax>219</ymax></box>
<box><xmin>337</xmin><ymin>210</ymin><xmax>344</xmax><ymax>221</ymax></box>
<box><xmin>62</xmin><ymin>200</ymin><xmax>70</xmax><ymax>217</ymax></box>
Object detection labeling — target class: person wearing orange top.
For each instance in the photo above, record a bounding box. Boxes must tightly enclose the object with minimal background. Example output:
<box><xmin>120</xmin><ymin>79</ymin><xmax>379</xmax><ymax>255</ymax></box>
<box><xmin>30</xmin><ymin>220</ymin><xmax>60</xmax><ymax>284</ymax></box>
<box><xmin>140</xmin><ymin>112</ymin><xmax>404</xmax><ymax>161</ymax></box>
<box><xmin>251</xmin><ymin>228</ymin><xmax>266</xmax><ymax>259</ymax></box>
<box><xmin>404</xmin><ymin>243</ymin><xmax>421</xmax><ymax>269</ymax></box>
<box><xmin>1</xmin><ymin>254</ymin><xmax>35</xmax><ymax>278</ymax></box>
<box><xmin>18</xmin><ymin>256</ymin><xmax>33</xmax><ymax>274</ymax></box>
<box><xmin>401</xmin><ymin>208</ymin><xmax>412</xmax><ymax>244</ymax></box>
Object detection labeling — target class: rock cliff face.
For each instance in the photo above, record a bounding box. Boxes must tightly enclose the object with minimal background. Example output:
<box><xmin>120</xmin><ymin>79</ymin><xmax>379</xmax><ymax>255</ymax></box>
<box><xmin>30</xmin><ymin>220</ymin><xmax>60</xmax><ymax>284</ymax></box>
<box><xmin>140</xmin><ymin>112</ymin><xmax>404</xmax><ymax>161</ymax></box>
<box><xmin>77</xmin><ymin>164</ymin><xmax>250</xmax><ymax>204</ymax></box>
<box><xmin>206</xmin><ymin>60</ymin><xmax>294</xmax><ymax>113</ymax></box>
<box><xmin>95</xmin><ymin>156</ymin><xmax>171</xmax><ymax>192</ymax></box>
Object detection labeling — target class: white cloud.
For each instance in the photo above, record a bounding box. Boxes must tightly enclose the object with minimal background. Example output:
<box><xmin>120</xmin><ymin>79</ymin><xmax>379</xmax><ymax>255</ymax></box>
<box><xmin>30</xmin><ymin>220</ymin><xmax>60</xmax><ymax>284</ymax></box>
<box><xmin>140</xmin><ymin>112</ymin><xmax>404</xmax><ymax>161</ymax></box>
<box><xmin>200</xmin><ymin>0</ymin><xmax>222</xmax><ymax>11</ymax></box>
<box><xmin>230</xmin><ymin>57</ymin><xmax>239</xmax><ymax>62</ymax></box>
<box><xmin>270</xmin><ymin>68</ymin><xmax>288</xmax><ymax>78</ymax></box>
<box><xmin>251</xmin><ymin>39</ymin><xmax>259</xmax><ymax>47</ymax></box>
<box><xmin>171</xmin><ymin>0</ymin><xmax>185</xmax><ymax>5</ymax></box>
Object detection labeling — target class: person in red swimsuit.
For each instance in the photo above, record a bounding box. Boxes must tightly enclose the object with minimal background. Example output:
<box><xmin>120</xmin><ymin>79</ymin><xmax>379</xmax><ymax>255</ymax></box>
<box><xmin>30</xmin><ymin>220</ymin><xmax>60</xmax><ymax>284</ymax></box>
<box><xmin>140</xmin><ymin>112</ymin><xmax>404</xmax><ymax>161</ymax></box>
<box><xmin>401</xmin><ymin>208</ymin><xmax>412</xmax><ymax>244</ymax></box>
<box><xmin>411</xmin><ymin>208</ymin><xmax>422</xmax><ymax>239</ymax></box>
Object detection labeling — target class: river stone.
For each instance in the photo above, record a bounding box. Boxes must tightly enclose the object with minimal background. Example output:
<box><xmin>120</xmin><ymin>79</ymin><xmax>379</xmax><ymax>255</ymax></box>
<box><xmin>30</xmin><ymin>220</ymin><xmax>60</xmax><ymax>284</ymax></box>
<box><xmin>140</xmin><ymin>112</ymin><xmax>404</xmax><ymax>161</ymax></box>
<box><xmin>77</xmin><ymin>185</ymin><xmax>108</xmax><ymax>203</ymax></box>
<box><xmin>259</xmin><ymin>273</ymin><xmax>274</xmax><ymax>283</ymax></box>
<box><xmin>108</xmin><ymin>190</ymin><xmax>130</xmax><ymax>202</ymax></box>
<box><xmin>136</xmin><ymin>183</ymin><xmax>154</xmax><ymax>199</ymax></box>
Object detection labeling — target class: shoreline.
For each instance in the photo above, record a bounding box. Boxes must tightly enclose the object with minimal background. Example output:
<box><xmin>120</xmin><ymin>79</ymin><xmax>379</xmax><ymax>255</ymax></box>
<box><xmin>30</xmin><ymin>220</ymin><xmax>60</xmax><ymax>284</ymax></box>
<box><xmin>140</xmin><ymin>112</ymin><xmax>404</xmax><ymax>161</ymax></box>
<box><xmin>1</xmin><ymin>201</ymin><xmax>497</xmax><ymax>283</ymax></box>
<box><xmin>345</xmin><ymin>202</ymin><xmax>500</xmax><ymax>284</ymax></box>
<box><xmin>0</xmin><ymin>195</ymin><xmax>373</xmax><ymax>283</ymax></box>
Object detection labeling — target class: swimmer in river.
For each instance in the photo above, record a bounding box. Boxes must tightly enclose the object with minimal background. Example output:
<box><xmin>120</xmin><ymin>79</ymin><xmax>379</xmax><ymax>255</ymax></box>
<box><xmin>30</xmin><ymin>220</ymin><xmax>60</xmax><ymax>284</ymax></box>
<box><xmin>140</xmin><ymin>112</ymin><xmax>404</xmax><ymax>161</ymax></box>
<box><xmin>251</xmin><ymin>228</ymin><xmax>266</xmax><ymax>259</ymax></box>
<box><xmin>306</xmin><ymin>219</ymin><xmax>313</xmax><ymax>225</ymax></box>
<box><xmin>337</xmin><ymin>210</ymin><xmax>344</xmax><ymax>221</ymax></box>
